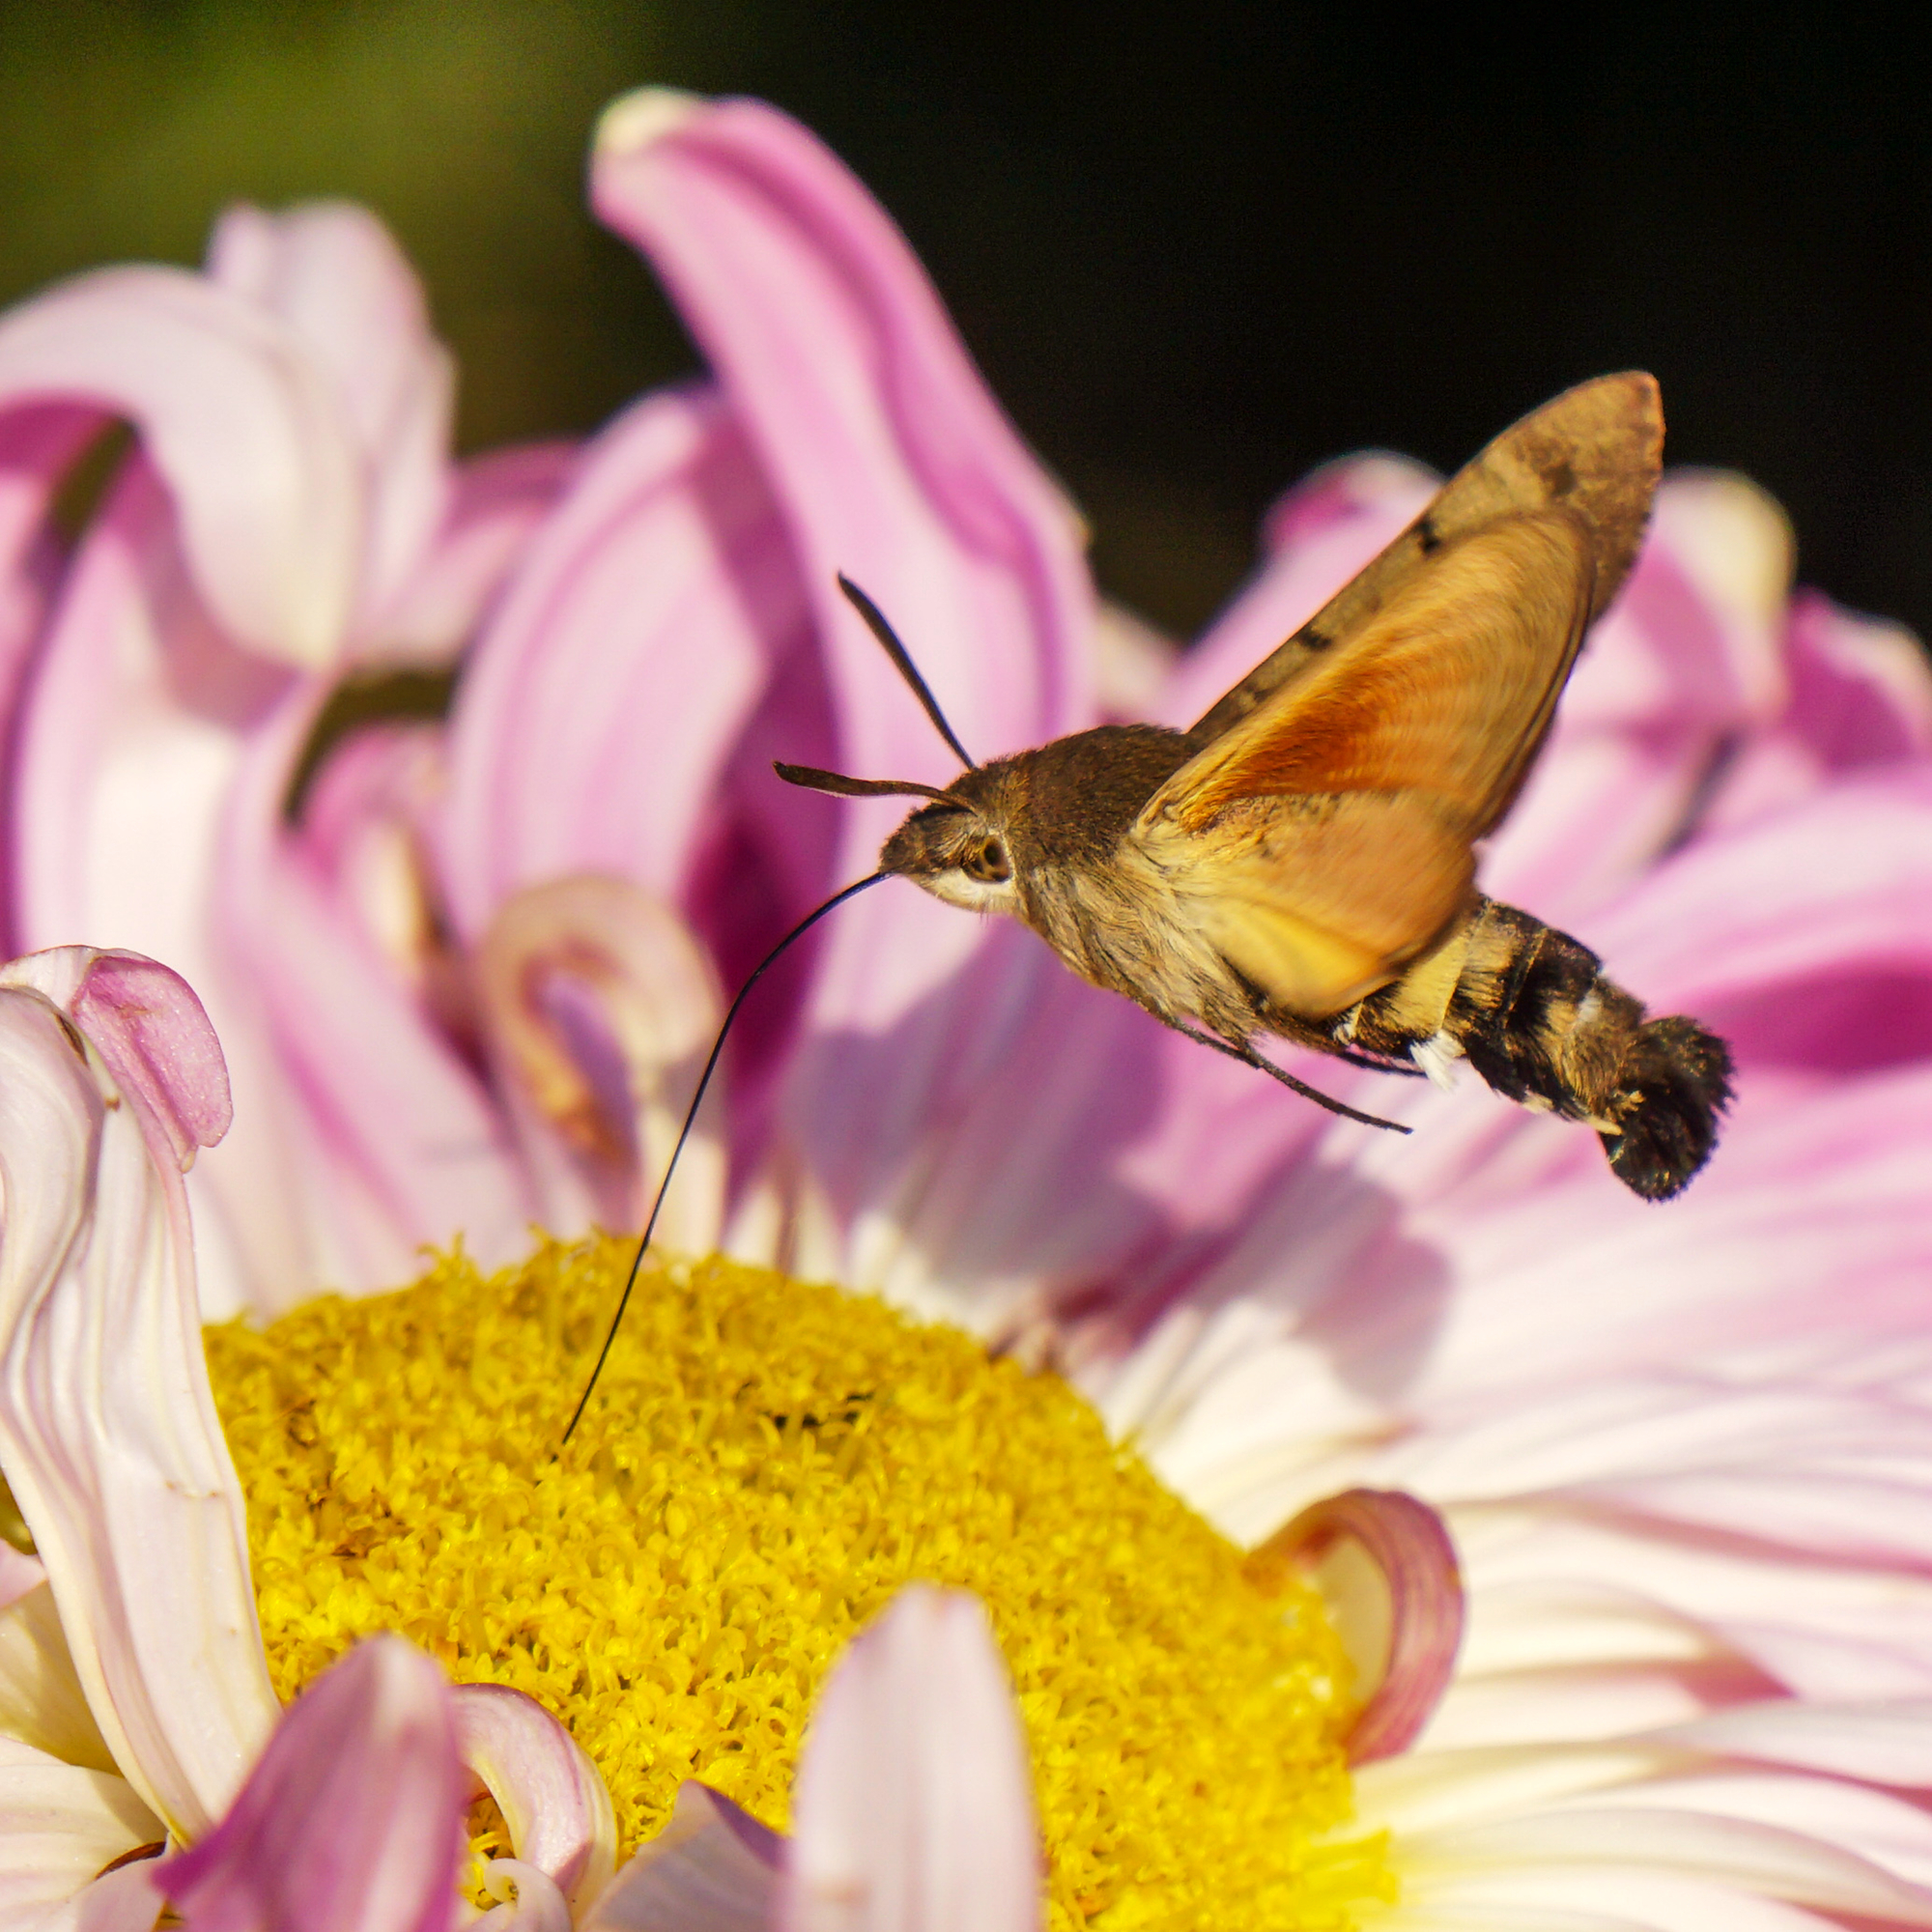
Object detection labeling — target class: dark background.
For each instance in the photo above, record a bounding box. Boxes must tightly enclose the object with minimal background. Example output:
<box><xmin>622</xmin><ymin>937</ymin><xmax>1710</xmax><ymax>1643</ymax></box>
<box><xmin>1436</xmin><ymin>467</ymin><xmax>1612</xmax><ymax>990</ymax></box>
<box><xmin>3</xmin><ymin>1</ymin><xmax>1927</xmax><ymax>643</ymax></box>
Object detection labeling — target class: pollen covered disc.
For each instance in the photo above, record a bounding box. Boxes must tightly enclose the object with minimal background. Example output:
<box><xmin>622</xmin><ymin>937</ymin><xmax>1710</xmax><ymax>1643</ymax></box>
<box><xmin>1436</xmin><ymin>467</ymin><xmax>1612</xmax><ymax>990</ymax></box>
<box><xmin>205</xmin><ymin>1238</ymin><xmax>1393</xmax><ymax>1931</ymax></box>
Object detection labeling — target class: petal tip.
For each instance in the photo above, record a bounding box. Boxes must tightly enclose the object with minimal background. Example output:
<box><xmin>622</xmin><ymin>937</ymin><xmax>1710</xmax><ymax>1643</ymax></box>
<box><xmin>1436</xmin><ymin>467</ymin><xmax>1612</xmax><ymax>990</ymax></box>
<box><xmin>596</xmin><ymin>87</ymin><xmax>707</xmax><ymax>159</ymax></box>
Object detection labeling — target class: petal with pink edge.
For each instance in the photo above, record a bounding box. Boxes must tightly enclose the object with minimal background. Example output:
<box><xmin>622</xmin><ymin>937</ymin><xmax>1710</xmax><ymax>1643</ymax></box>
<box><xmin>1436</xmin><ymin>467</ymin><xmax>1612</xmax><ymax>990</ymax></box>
<box><xmin>452</xmin><ymin>1683</ymin><xmax>615</xmax><ymax>1914</ymax></box>
<box><xmin>1245</xmin><ymin>1489</ymin><xmax>1465</xmax><ymax>1763</ymax></box>
<box><xmin>158</xmin><ymin>1636</ymin><xmax>464</xmax><ymax>1932</ymax></box>
<box><xmin>0</xmin><ymin>957</ymin><xmax>278</xmax><ymax>1837</ymax></box>
<box><xmin>582</xmin><ymin>1782</ymin><xmax>780</xmax><ymax>1932</ymax></box>
<box><xmin>783</xmin><ymin>1585</ymin><xmax>1041</xmax><ymax>1932</ymax></box>
<box><xmin>0</xmin><ymin>265</ymin><xmax>360</xmax><ymax>665</ymax></box>
<box><xmin>68</xmin><ymin>952</ymin><xmax>232</xmax><ymax>1171</ymax></box>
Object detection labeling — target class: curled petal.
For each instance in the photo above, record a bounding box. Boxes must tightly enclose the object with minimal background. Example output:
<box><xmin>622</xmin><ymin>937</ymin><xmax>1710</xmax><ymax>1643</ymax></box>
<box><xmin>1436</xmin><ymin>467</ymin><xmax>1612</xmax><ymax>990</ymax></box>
<box><xmin>593</xmin><ymin>92</ymin><xmax>1088</xmax><ymax>788</ymax></box>
<box><xmin>475</xmin><ymin>1860</ymin><xmax>571</xmax><ymax>1932</ymax></box>
<box><xmin>69</xmin><ymin>953</ymin><xmax>232</xmax><ymax>1171</ymax></box>
<box><xmin>206</xmin><ymin>675</ymin><xmax>538</xmax><ymax>1305</ymax></box>
<box><xmin>0</xmin><ymin>964</ymin><xmax>278</xmax><ymax>1835</ymax></box>
<box><xmin>582</xmin><ymin>1782</ymin><xmax>780</xmax><ymax>1932</ymax></box>
<box><xmin>0</xmin><ymin>265</ymin><xmax>360</xmax><ymax>665</ymax></box>
<box><xmin>473</xmin><ymin>875</ymin><xmax>724</xmax><ymax>1249</ymax></box>
<box><xmin>1247</xmin><ymin>1489</ymin><xmax>1464</xmax><ymax>1763</ymax></box>
<box><xmin>783</xmin><ymin>1585</ymin><xmax>1041</xmax><ymax>1932</ymax></box>
<box><xmin>453</xmin><ymin>1683</ymin><xmax>616</xmax><ymax>1914</ymax></box>
<box><xmin>158</xmin><ymin>1636</ymin><xmax>464</xmax><ymax>1932</ymax></box>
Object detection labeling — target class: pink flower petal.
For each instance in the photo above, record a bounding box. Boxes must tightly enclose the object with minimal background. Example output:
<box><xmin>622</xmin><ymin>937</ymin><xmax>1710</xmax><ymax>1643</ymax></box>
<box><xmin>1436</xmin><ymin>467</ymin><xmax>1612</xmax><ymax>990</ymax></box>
<box><xmin>0</xmin><ymin>265</ymin><xmax>360</xmax><ymax>666</ymax></box>
<box><xmin>0</xmin><ymin>959</ymin><xmax>278</xmax><ymax>1836</ymax></box>
<box><xmin>1588</xmin><ymin>769</ymin><xmax>1932</xmax><ymax>1030</ymax></box>
<box><xmin>581</xmin><ymin>1781</ymin><xmax>779</xmax><ymax>1932</ymax></box>
<box><xmin>0</xmin><ymin>1736</ymin><xmax>162</xmax><ymax>1927</ymax></box>
<box><xmin>374</xmin><ymin>442</ymin><xmax>578</xmax><ymax>668</ymax></box>
<box><xmin>28</xmin><ymin>1856</ymin><xmax>165</xmax><ymax>1932</ymax></box>
<box><xmin>1248</xmin><ymin>1489</ymin><xmax>1464</xmax><ymax>1763</ymax></box>
<box><xmin>1397</xmin><ymin>1803</ymin><xmax>1932</xmax><ymax>1925</ymax></box>
<box><xmin>1699</xmin><ymin>592</ymin><xmax>1932</xmax><ymax>839</ymax></box>
<box><xmin>589</xmin><ymin>89</ymin><xmax>1091</xmax><ymax>1106</ymax></box>
<box><xmin>783</xmin><ymin>1585</ymin><xmax>1040</xmax><ymax>1932</ymax></box>
<box><xmin>452</xmin><ymin>1683</ymin><xmax>615</xmax><ymax>1914</ymax></box>
<box><xmin>593</xmin><ymin>92</ymin><xmax>1089</xmax><ymax>796</ymax></box>
<box><xmin>206</xmin><ymin>202</ymin><xmax>453</xmax><ymax>636</ymax></box>
<box><xmin>206</xmin><ymin>678</ymin><xmax>537</xmax><ymax>1303</ymax></box>
<box><xmin>441</xmin><ymin>387</ymin><xmax>782</xmax><ymax>938</ymax></box>
<box><xmin>68</xmin><ymin>952</ymin><xmax>232</xmax><ymax>1172</ymax></box>
<box><xmin>158</xmin><ymin>1636</ymin><xmax>464</xmax><ymax>1932</ymax></box>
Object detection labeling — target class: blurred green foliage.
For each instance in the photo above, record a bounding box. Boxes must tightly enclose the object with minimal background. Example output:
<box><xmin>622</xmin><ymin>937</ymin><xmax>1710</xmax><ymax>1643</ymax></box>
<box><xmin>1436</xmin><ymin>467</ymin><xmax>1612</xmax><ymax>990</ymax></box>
<box><xmin>0</xmin><ymin>0</ymin><xmax>714</xmax><ymax>451</ymax></box>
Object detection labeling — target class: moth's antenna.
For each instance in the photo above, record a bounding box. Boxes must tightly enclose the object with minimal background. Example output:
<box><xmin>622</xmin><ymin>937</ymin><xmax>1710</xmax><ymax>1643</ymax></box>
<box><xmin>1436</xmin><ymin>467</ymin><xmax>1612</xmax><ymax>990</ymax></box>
<box><xmin>561</xmin><ymin>868</ymin><xmax>894</xmax><ymax>1445</ymax></box>
<box><xmin>837</xmin><ymin>574</ymin><xmax>977</xmax><ymax>771</ymax></box>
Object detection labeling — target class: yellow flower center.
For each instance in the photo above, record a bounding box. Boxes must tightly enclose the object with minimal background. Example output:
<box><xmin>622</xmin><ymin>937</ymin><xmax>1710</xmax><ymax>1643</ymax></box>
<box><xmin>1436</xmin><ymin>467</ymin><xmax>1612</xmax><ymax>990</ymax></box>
<box><xmin>204</xmin><ymin>1236</ymin><xmax>1393</xmax><ymax>1930</ymax></box>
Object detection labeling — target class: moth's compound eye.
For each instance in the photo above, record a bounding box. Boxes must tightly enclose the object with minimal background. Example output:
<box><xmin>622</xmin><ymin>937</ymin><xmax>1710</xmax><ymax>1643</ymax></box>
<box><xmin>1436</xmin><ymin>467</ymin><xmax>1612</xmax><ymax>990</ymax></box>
<box><xmin>963</xmin><ymin>838</ymin><xmax>1010</xmax><ymax>883</ymax></box>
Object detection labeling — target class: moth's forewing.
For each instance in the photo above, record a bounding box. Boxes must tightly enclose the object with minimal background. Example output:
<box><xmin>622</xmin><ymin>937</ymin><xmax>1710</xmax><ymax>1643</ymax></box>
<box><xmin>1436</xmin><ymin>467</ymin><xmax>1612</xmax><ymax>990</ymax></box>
<box><xmin>1157</xmin><ymin>514</ymin><xmax>1594</xmax><ymax>832</ymax></box>
<box><xmin>1135</xmin><ymin>512</ymin><xmax>1596</xmax><ymax>1017</ymax></box>
<box><xmin>1189</xmin><ymin>370</ymin><xmax>1662</xmax><ymax>746</ymax></box>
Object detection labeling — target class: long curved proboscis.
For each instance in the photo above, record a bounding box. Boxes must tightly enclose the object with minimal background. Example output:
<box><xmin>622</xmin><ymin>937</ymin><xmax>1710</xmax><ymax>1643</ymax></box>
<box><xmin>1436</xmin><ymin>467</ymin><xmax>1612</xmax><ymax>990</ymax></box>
<box><xmin>561</xmin><ymin>869</ymin><xmax>894</xmax><ymax>1445</ymax></box>
<box><xmin>836</xmin><ymin>574</ymin><xmax>978</xmax><ymax>771</ymax></box>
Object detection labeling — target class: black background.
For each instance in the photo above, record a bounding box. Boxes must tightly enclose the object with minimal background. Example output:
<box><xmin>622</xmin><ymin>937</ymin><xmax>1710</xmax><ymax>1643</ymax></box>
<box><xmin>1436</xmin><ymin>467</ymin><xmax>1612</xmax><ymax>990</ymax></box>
<box><xmin>2</xmin><ymin>2</ymin><xmax>1927</xmax><ymax>642</ymax></box>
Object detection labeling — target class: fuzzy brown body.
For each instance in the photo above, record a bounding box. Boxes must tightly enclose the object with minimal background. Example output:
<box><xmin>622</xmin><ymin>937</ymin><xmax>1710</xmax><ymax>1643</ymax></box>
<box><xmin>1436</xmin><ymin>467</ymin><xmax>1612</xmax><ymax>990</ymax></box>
<box><xmin>879</xmin><ymin>723</ymin><xmax>1731</xmax><ymax>1200</ymax></box>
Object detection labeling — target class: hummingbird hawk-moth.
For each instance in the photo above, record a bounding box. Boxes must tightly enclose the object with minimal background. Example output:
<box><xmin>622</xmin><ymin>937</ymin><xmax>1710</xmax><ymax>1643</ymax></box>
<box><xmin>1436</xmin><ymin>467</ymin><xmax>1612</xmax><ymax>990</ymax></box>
<box><xmin>780</xmin><ymin>371</ymin><xmax>1733</xmax><ymax>1203</ymax></box>
<box><xmin>564</xmin><ymin>372</ymin><xmax>1733</xmax><ymax>1438</ymax></box>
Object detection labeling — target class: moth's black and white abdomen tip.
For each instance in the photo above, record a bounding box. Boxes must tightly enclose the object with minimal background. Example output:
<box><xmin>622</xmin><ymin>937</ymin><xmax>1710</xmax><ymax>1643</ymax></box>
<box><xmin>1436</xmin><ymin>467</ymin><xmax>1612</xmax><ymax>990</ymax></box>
<box><xmin>1601</xmin><ymin>1015</ymin><xmax>1735</xmax><ymax>1201</ymax></box>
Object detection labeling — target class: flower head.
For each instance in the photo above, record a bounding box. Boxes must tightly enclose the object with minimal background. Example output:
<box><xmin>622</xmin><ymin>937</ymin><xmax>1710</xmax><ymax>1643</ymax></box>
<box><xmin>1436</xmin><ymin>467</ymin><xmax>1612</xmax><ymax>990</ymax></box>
<box><xmin>0</xmin><ymin>81</ymin><xmax>1929</xmax><ymax>1932</ymax></box>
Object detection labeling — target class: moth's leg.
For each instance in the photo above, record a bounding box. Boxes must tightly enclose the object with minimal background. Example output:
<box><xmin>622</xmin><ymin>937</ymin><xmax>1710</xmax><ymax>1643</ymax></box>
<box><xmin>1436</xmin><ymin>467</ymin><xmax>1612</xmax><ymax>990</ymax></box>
<box><xmin>1159</xmin><ymin>1016</ymin><xmax>1412</xmax><ymax>1135</ymax></box>
<box><xmin>1327</xmin><ymin>1045</ymin><xmax>1428</xmax><ymax>1078</ymax></box>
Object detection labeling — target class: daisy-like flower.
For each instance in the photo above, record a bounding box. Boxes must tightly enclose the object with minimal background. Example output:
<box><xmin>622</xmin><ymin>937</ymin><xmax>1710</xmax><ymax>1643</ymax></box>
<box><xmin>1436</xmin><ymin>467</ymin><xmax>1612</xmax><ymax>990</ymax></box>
<box><xmin>0</xmin><ymin>947</ymin><xmax>1060</xmax><ymax>1931</ymax></box>
<box><xmin>1</xmin><ymin>83</ymin><xmax>1930</xmax><ymax>1932</ymax></box>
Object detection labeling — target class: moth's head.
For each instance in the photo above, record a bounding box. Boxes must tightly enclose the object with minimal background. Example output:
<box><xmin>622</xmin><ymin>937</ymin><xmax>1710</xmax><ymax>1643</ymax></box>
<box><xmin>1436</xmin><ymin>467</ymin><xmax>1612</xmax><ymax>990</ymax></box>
<box><xmin>773</xmin><ymin>758</ymin><xmax>1023</xmax><ymax>916</ymax></box>
<box><xmin>880</xmin><ymin>768</ymin><xmax>1025</xmax><ymax>913</ymax></box>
